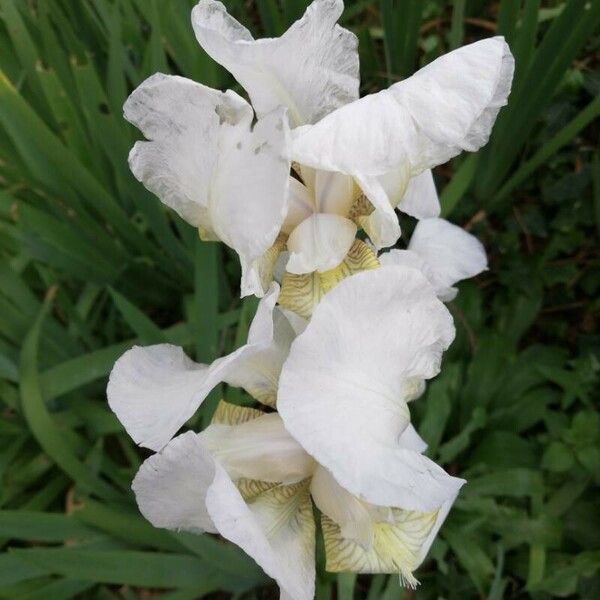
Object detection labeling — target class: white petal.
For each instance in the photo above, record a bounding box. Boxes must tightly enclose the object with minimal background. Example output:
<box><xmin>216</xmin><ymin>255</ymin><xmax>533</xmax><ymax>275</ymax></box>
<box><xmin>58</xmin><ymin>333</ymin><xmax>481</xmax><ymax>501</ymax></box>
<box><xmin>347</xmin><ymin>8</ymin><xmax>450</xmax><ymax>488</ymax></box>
<box><xmin>413</xmin><ymin>490</ymin><xmax>459</xmax><ymax>568</ymax></box>
<box><xmin>353</xmin><ymin>175</ymin><xmax>401</xmax><ymax>249</ymax></box>
<box><xmin>124</xmin><ymin>74</ymin><xmax>290</xmax><ymax>297</ymax></box>
<box><xmin>318</xmin><ymin>424</ymin><xmax>458</xmax><ymax>580</ymax></box>
<box><xmin>408</xmin><ymin>218</ymin><xmax>488</xmax><ymax>291</ymax></box>
<box><xmin>314</xmin><ymin>170</ymin><xmax>355</xmax><ymax>216</ymax></box>
<box><xmin>109</xmin><ymin>285</ymin><xmax>283</xmax><ymax>449</ymax></box>
<box><xmin>278</xmin><ymin>266</ymin><xmax>463</xmax><ymax>510</ymax></box>
<box><xmin>192</xmin><ymin>0</ymin><xmax>359</xmax><ymax>127</ymax></box>
<box><xmin>224</xmin><ymin>295</ymin><xmax>299</xmax><ymax>407</ymax></box>
<box><xmin>379</xmin><ymin>248</ymin><xmax>426</xmax><ymax>270</ymax></box>
<box><xmin>395</xmin><ymin>423</ymin><xmax>456</xmax><ymax>568</ymax></box>
<box><xmin>279</xmin><ymin>309</ymin><xmax>309</xmax><ymax>337</ymax></box>
<box><xmin>399</xmin><ymin>424</ymin><xmax>428</xmax><ymax>454</ymax></box>
<box><xmin>322</xmin><ymin>505</ymin><xmax>441</xmax><ymax>583</ymax></box>
<box><xmin>286</xmin><ymin>213</ymin><xmax>357</xmax><ymax>274</ymax></box>
<box><xmin>206</xmin><ymin>474</ymin><xmax>316</xmax><ymax>600</ymax></box>
<box><xmin>132</xmin><ymin>431</ymin><xmax>218</xmax><ymax>534</ymax></box>
<box><xmin>135</xmin><ymin>431</ymin><xmax>316</xmax><ymax>600</ymax></box>
<box><xmin>108</xmin><ymin>344</ymin><xmax>214</xmax><ymax>451</ymax></box>
<box><xmin>310</xmin><ymin>466</ymin><xmax>374</xmax><ymax>549</ymax></box>
<box><xmin>292</xmin><ymin>36</ymin><xmax>513</xmax><ymax>176</ymax></box>
<box><xmin>278</xmin><ymin>239</ymin><xmax>379</xmax><ymax>319</ymax></box>
<box><xmin>398</xmin><ymin>170</ymin><xmax>441</xmax><ymax>219</ymax></box>
<box><xmin>199</xmin><ymin>413</ymin><xmax>315</xmax><ymax>483</ymax></box>
<box><xmin>379</xmin><ymin>249</ymin><xmax>436</xmax><ymax>289</ymax></box>
<box><xmin>282</xmin><ymin>178</ymin><xmax>315</xmax><ymax>235</ymax></box>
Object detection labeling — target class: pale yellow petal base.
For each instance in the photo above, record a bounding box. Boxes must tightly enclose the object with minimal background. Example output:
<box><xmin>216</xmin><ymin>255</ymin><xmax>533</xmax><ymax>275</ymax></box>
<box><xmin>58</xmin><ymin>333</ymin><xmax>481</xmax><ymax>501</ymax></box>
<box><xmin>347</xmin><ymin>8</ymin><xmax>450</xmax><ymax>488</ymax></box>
<box><xmin>278</xmin><ymin>239</ymin><xmax>379</xmax><ymax>318</ymax></box>
<box><xmin>212</xmin><ymin>400</ymin><xmax>264</xmax><ymax>426</ymax></box>
<box><xmin>322</xmin><ymin>507</ymin><xmax>439</xmax><ymax>588</ymax></box>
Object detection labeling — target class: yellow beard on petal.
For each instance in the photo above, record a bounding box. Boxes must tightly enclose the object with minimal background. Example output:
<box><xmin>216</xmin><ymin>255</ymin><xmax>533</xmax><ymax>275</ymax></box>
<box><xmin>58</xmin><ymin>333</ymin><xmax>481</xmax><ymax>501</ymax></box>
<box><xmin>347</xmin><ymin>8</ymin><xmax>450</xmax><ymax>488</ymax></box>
<box><xmin>211</xmin><ymin>399</ymin><xmax>265</xmax><ymax>426</ymax></box>
<box><xmin>278</xmin><ymin>239</ymin><xmax>380</xmax><ymax>318</ymax></box>
<box><xmin>321</xmin><ymin>507</ymin><xmax>439</xmax><ymax>587</ymax></box>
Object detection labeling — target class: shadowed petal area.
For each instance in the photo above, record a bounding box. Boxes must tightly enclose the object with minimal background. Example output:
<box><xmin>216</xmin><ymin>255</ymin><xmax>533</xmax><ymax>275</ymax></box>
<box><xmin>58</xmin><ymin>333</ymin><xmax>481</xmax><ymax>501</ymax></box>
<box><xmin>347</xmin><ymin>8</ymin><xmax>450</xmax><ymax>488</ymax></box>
<box><xmin>192</xmin><ymin>0</ymin><xmax>359</xmax><ymax>127</ymax></box>
<box><xmin>278</xmin><ymin>267</ymin><xmax>463</xmax><ymax>510</ymax></box>
<box><xmin>317</xmin><ymin>425</ymin><xmax>459</xmax><ymax>584</ymax></box>
<box><xmin>124</xmin><ymin>73</ymin><xmax>290</xmax><ymax>297</ymax></box>
<box><xmin>223</xmin><ymin>295</ymin><xmax>300</xmax><ymax>407</ymax></box>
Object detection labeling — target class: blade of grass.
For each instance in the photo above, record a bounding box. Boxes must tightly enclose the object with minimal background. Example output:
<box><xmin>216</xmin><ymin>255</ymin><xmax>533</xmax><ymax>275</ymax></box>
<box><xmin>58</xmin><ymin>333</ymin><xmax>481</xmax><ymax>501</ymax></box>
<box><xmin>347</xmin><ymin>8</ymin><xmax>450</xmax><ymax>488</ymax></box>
<box><xmin>19</xmin><ymin>291</ymin><xmax>119</xmax><ymax>500</ymax></box>
<box><xmin>0</xmin><ymin>510</ymin><xmax>97</xmax><ymax>542</ymax></box>
<box><xmin>496</xmin><ymin>0</ymin><xmax>520</xmax><ymax>44</ymax></box>
<box><xmin>494</xmin><ymin>95</ymin><xmax>600</xmax><ymax>204</ymax></box>
<box><xmin>108</xmin><ymin>287</ymin><xmax>166</xmax><ymax>344</ymax></box>
<box><xmin>449</xmin><ymin>0</ymin><xmax>466</xmax><ymax>50</ymax></box>
<box><xmin>12</xmin><ymin>578</ymin><xmax>93</xmax><ymax>600</ymax></box>
<box><xmin>193</xmin><ymin>239</ymin><xmax>220</xmax><ymax>420</ymax></box>
<box><xmin>478</xmin><ymin>0</ymin><xmax>599</xmax><ymax>196</ymax></box>
<box><xmin>380</xmin><ymin>0</ymin><xmax>422</xmax><ymax>79</ymax></box>
<box><xmin>440</xmin><ymin>155</ymin><xmax>478</xmax><ymax>217</ymax></box>
<box><xmin>337</xmin><ymin>572</ymin><xmax>357</xmax><ymax>600</ymax></box>
<box><xmin>7</xmin><ymin>548</ymin><xmax>226</xmax><ymax>590</ymax></box>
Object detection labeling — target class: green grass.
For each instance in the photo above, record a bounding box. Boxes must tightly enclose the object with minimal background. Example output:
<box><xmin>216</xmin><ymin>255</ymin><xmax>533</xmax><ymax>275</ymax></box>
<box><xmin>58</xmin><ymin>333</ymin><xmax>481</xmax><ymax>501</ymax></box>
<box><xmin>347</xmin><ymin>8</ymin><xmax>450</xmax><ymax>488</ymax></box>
<box><xmin>0</xmin><ymin>1</ymin><xmax>598</xmax><ymax>598</ymax></box>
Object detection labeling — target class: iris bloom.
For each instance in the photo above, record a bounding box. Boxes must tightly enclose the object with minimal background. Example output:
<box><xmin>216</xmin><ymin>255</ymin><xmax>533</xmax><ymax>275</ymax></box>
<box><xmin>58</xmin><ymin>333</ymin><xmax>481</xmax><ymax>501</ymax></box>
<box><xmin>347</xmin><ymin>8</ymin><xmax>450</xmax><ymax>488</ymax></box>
<box><xmin>125</xmin><ymin>0</ymin><xmax>513</xmax><ymax>298</ymax></box>
<box><xmin>108</xmin><ymin>266</ymin><xmax>464</xmax><ymax>598</ymax></box>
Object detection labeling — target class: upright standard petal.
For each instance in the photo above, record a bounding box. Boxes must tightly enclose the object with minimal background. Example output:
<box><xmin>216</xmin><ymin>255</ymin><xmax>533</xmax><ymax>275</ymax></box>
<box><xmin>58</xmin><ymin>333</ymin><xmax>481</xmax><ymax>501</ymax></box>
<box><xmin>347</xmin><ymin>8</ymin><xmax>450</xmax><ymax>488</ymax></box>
<box><xmin>291</xmin><ymin>37</ymin><xmax>513</xmax><ymax>239</ymax></box>
<box><xmin>286</xmin><ymin>213</ymin><xmax>357</xmax><ymax>274</ymax></box>
<box><xmin>396</xmin><ymin>170</ymin><xmax>441</xmax><ymax>219</ymax></box>
<box><xmin>278</xmin><ymin>266</ymin><xmax>462</xmax><ymax>510</ymax></box>
<box><xmin>124</xmin><ymin>73</ymin><xmax>290</xmax><ymax>297</ymax></box>
<box><xmin>108</xmin><ymin>285</ymin><xmax>284</xmax><ymax>450</ymax></box>
<box><xmin>292</xmin><ymin>37</ymin><xmax>514</xmax><ymax>174</ymax></box>
<box><xmin>192</xmin><ymin>0</ymin><xmax>359</xmax><ymax>127</ymax></box>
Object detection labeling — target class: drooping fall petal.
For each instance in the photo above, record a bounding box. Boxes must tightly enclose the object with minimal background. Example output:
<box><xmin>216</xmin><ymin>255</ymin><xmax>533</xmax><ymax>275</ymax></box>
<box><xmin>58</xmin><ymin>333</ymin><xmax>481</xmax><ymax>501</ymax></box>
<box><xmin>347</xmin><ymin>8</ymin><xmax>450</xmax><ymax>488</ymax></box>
<box><xmin>278</xmin><ymin>266</ymin><xmax>462</xmax><ymax>511</ymax></box>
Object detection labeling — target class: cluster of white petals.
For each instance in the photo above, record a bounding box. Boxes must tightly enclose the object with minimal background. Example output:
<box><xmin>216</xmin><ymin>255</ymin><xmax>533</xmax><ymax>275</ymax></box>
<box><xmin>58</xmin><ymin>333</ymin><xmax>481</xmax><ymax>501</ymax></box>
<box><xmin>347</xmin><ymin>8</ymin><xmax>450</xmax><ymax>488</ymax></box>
<box><xmin>110</xmin><ymin>1</ymin><xmax>514</xmax><ymax>598</ymax></box>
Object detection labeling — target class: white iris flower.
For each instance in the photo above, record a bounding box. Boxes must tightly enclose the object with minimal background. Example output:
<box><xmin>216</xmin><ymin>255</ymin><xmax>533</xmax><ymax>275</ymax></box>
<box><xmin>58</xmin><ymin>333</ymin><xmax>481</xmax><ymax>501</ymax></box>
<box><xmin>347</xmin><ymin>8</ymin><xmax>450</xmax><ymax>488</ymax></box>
<box><xmin>125</xmin><ymin>0</ymin><xmax>513</xmax><ymax>297</ymax></box>
<box><xmin>114</xmin><ymin>1</ymin><xmax>515</xmax><ymax>596</ymax></box>
<box><xmin>108</xmin><ymin>266</ymin><xmax>464</xmax><ymax>598</ymax></box>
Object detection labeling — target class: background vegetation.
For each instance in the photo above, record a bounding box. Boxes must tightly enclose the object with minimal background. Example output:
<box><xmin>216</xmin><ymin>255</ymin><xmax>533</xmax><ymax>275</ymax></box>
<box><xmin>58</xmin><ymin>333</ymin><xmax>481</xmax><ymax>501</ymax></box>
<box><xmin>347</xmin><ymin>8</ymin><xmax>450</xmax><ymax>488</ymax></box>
<box><xmin>0</xmin><ymin>0</ymin><xmax>598</xmax><ymax>598</ymax></box>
